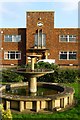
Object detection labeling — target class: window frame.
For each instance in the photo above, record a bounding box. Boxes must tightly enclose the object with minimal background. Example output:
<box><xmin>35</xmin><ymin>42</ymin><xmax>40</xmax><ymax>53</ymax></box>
<box><xmin>4</xmin><ymin>51</ymin><xmax>21</xmax><ymax>60</ymax></box>
<box><xmin>59</xmin><ymin>35</ymin><xmax>68</xmax><ymax>42</ymax></box>
<box><xmin>69</xmin><ymin>35</ymin><xmax>76</xmax><ymax>42</ymax></box>
<box><xmin>34</xmin><ymin>29</ymin><xmax>46</xmax><ymax>48</ymax></box>
<box><xmin>59</xmin><ymin>51</ymin><xmax>77</xmax><ymax>60</ymax></box>
<box><xmin>59</xmin><ymin>51</ymin><xmax>67</xmax><ymax>60</ymax></box>
<box><xmin>59</xmin><ymin>35</ymin><xmax>76</xmax><ymax>42</ymax></box>
<box><xmin>69</xmin><ymin>51</ymin><xmax>77</xmax><ymax>60</ymax></box>
<box><xmin>4</xmin><ymin>35</ymin><xmax>21</xmax><ymax>42</ymax></box>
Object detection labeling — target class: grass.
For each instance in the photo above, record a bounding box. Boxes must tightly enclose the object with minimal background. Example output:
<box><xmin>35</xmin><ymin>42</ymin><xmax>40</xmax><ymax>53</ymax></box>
<box><xmin>12</xmin><ymin>82</ymin><xmax>80</xmax><ymax>120</ymax></box>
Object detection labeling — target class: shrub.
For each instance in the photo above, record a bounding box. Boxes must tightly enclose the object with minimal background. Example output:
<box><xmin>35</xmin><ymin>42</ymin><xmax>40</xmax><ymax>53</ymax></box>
<box><xmin>54</xmin><ymin>69</ymin><xmax>78</xmax><ymax>83</ymax></box>
<box><xmin>2</xmin><ymin>63</ymin><xmax>79</xmax><ymax>83</ymax></box>
<box><xmin>36</xmin><ymin>62</ymin><xmax>79</xmax><ymax>83</ymax></box>
<box><xmin>0</xmin><ymin>104</ymin><xmax>12</xmax><ymax>120</ymax></box>
<box><xmin>2</xmin><ymin>69</ymin><xmax>24</xmax><ymax>82</ymax></box>
<box><xmin>35</xmin><ymin>62</ymin><xmax>59</xmax><ymax>70</ymax></box>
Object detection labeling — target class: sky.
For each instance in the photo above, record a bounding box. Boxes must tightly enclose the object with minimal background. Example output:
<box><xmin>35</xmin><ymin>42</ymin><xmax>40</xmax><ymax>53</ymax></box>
<box><xmin>0</xmin><ymin>0</ymin><xmax>79</xmax><ymax>28</ymax></box>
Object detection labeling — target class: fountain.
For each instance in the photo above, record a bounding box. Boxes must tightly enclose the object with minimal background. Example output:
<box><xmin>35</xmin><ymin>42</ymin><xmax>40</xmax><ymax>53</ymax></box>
<box><xmin>16</xmin><ymin>54</ymin><xmax>54</xmax><ymax>96</ymax></box>
<box><xmin>0</xmin><ymin>54</ymin><xmax>75</xmax><ymax>113</ymax></box>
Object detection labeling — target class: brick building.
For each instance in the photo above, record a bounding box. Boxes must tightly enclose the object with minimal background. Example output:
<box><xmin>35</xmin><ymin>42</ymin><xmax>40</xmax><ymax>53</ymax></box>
<box><xmin>0</xmin><ymin>11</ymin><xmax>80</xmax><ymax>68</ymax></box>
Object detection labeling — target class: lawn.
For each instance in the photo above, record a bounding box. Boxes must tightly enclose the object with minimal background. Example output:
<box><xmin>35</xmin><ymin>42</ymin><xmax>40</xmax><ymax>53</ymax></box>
<box><xmin>12</xmin><ymin>82</ymin><xmax>80</xmax><ymax>120</ymax></box>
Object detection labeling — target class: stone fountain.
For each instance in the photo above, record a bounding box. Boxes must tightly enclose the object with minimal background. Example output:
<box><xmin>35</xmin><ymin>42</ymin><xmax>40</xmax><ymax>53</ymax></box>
<box><xmin>0</xmin><ymin>54</ymin><xmax>75</xmax><ymax>113</ymax></box>
<box><xmin>17</xmin><ymin>54</ymin><xmax>54</xmax><ymax>96</ymax></box>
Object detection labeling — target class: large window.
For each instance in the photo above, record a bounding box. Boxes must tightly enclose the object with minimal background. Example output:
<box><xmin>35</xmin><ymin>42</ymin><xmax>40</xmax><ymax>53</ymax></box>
<box><xmin>34</xmin><ymin>29</ymin><xmax>46</xmax><ymax>48</ymax></box>
<box><xmin>4</xmin><ymin>35</ymin><xmax>21</xmax><ymax>42</ymax></box>
<box><xmin>59</xmin><ymin>51</ymin><xmax>77</xmax><ymax>60</ymax></box>
<box><xmin>4</xmin><ymin>51</ymin><xmax>21</xmax><ymax>60</ymax></box>
<box><xmin>59</xmin><ymin>35</ymin><xmax>76</xmax><ymax>42</ymax></box>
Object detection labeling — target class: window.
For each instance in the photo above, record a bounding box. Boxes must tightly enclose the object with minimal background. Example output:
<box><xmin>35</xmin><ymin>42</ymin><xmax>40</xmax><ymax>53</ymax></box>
<box><xmin>59</xmin><ymin>35</ymin><xmax>76</xmax><ymax>42</ymax></box>
<box><xmin>69</xmin><ymin>52</ymin><xmax>77</xmax><ymax>59</ymax></box>
<box><xmin>59</xmin><ymin>51</ymin><xmax>77</xmax><ymax>60</ymax></box>
<box><xmin>59</xmin><ymin>35</ymin><xmax>67</xmax><ymax>42</ymax></box>
<box><xmin>4</xmin><ymin>35</ymin><xmax>21</xmax><ymax>42</ymax></box>
<box><xmin>42</xmin><ymin>33</ymin><xmax>46</xmax><ymax>47</ymax></box>
<box><xmin>34</xmin><ymin>29</ymin><xmax>46</xmax><ymax>48</ymax></box>
<box><xmin>69</xmin><ymin>35</ymin><xmax>76</xmax><ymax>42</ymax></box>
<box><xmin>59</xmin><ymin>52</ymin><xmax>67</xmax><ymax>60</ymax></box>
<box><xmin>4</xmin><ymin>35</ymin><xmax>12</xmax><ymax>42</ymax></box>
<box><xmin>4</xmin><ymin>51</ymin><xmax>21</xmax><ymax>60</ymax></box>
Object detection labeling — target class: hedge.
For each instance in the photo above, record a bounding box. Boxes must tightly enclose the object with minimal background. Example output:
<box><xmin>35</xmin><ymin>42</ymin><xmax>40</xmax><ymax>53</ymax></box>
<box><xmin>1</xmin><ymin>62</ymin><xmax>80</xmax><ymax>83</ymax></box>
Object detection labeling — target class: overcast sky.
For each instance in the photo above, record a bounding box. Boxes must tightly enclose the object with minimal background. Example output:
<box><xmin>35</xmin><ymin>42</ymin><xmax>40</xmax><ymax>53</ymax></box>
<box><xmin>0</xmin><ymin>0</ymin><xmax>79</xmax><ymax>28</ymax></box>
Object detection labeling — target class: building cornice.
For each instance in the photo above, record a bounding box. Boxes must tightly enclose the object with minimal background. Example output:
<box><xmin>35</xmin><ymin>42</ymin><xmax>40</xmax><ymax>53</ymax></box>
<box><xmin>27</xmin><ymin>10</ymin><xmax>54</xmax><ymax>13</ymax></box>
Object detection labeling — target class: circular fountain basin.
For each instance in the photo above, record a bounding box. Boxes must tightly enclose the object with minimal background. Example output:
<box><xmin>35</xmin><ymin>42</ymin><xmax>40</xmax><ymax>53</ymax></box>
<box><xmin>1</xmin><ymin>82</ymin><xmax>75</xmax><ymax>113</ymax></box>
<box><xmin>16</xmin><ymin>68</ymin><xmax>54</xmax><ymax>77</ymax></box>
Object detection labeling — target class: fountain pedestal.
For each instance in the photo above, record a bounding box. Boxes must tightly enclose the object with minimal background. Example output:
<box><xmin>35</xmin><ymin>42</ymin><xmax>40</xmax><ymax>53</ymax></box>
<box><xmin>28</xmin><ymin>77</ymin><xmax>37</xmax><ymax>95</ymax></box>
<box><xmin>28</xmin><ymin>55</ymin><xmax>41</xmax><ymax>95</ymax></box>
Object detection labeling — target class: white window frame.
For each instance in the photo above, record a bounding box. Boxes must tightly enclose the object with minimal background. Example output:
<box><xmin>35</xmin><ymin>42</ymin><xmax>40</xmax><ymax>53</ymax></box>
<box><xmin>69</xmin><ymin>35</ymin><xmax>76</xmax><ymax>42</ymax></box>
<box><xmin>59</xmin><ymin>51</ymin><xmax>77</xmax><ymax>60</ymax></box>
<box><xmin>4</xmin><ymin>35</ymin><xmax>21</xmax><ymax>42</ymax></box>
<box><xmin>59</xmin><ymin>35</ymin><xmax>68</xmax><ymax>42</ymax></box>
<box><xmin>59</xmin><ymin>51</ymin><xmax>67</xmax><ymax>60</ymax></box>
<box><xmin>59</xmin><ymin>35</ymin><xmax>76</xmax><ymax>42</ymax></box>
<box><xmin>68</xmin><ymin>51</ymin><xmax>77</xmax><ymax>60</ymax></box>
<box><xmin>4</xmin><ymin>51</ymin><xmax>21</xmax><ymax>60</ymax></box>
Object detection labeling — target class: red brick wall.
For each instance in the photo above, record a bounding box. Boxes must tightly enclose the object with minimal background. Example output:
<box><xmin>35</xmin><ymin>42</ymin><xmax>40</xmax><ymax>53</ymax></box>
<box><xmin>26</xmin><ymin>11</ymin><xmax>54</xmax><ymax>49</ymax></box>
<box><xmin>52</xmin><ymin>28</ymin><xmax>79</xmax><ymax>66</ymax></box>
<box><xmin>26</xmin><ymin>11</ymin><xmax>79</xmax><ymax>67</ymax></box>
<box><xmin>1</xmin><ymin>28</ymin><xmax>26</xmax><ymax>65</ymax></box>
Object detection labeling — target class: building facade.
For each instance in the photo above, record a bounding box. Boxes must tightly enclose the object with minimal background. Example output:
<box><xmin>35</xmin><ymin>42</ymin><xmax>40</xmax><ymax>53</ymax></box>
<box><xmin>0</xmin><ymin>11</ymin><xmax>80</xmax><ymax>68</ymax></box>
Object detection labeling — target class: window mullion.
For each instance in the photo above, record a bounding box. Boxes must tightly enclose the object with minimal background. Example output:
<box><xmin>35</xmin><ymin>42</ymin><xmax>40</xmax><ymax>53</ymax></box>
<box><xmin>15</xmin><ymin>52</ymin><xmax>16</xmax><ymax>59</ymax></box>
<box><xmin>9</xmin><ymin>52</ymin><xmax>10</xmax><ymax>59</ymax></box>
<box><xmin>38</xmin><ymin>29</ymin><xmax>39</xmax><ymax>48</ymax></box>
<box><xmin>41</xmin><ymin>31</ymin><xmax>43</xmax><ymax>47</ymax></box>
<box><xmin>68</xmin><ymin>35</ymin><xmax>69</xmax><ymax>42</ymax></box>
<box><xmin>12</xmin><ymin>35</ymin><xmax>13</xmax><ymax>42</ymax></box>
<box><xmin>67</xmin><ymin>51</ymin><xmax>69</xmax><ymax>60</ymax></box>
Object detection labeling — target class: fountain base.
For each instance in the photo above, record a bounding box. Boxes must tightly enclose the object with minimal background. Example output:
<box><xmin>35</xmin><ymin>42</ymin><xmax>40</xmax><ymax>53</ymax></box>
<box><xmin>1</xmin><ymin>82</ymin><xmax>75</xmax><ymax>113</ymax></box>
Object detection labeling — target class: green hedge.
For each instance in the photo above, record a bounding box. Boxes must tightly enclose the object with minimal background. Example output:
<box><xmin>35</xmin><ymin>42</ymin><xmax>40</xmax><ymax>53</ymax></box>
<box><xmin>2</xmin><ymin>68</ymin><xmax>24</xmax><ymax>82</ymax></box>
<box><xmin>1</xmin><ymin>63</ymin><xmax>80</xmax><ymax>83</ymax></box>
<box><xmin>36</xmin><ymin>62</ymin><xmax>79</xmax><ymax>83</ymax></box>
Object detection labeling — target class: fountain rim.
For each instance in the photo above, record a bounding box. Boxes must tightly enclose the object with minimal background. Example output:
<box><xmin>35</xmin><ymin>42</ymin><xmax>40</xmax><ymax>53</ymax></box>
<box><xmin>1</xmin><ymin>82</ymin><xmax>75</xmax><ymax>101</ymax></box>
<box><xmin>15</xmin><ymin>68</ymin><xmax>54</xmax><ymax>74</ymax></box>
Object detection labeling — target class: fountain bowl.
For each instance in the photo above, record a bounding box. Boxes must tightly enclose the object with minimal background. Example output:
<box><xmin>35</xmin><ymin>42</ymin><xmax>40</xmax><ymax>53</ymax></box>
<box><xmin>16</xmin><ymin>68</ymin><xmax>54</xmax><ymax>77</ymax></box>
<box><xmin>1</xmin><ymin>82</ymin><xmax>75</xmax><ymax>113</ymax></box>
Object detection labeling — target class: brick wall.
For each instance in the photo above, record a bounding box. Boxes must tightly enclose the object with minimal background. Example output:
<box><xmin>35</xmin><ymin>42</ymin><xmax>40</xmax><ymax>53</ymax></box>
<box><xmin>26</xmin><ymin>11</ymin><xmax>54</xmax><ymax>49</ymax></box>
<box><xmin>26</xmin><ymin>11</ymin><xmax>79</xmax><ymax>67</ymax></box>
<box><xmin>52</xmin><ymin>28</ymin><xmax>79</xmax><ymax>66</ymax></box>
<box><xmin>0</xmin><ymin>28</ymin><xmax>26</xmax><ymax>65</ymax></box>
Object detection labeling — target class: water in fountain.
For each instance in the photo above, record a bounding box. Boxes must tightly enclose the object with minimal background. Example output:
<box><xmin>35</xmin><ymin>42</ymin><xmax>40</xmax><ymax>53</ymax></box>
<box><xmin>3</xmin><ymin>85</ymin><xmax>58</xmax><ymax>96</ymax></box>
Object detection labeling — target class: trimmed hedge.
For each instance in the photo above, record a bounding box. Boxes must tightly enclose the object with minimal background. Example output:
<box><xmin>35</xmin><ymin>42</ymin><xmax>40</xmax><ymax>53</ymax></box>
<box><xmin>2</xmin><ymin>69</ymin><xmax>24</xmax><ymax>82</ymax></box>
<box><xmin>1</xmin><ymin>62</ymin><xmax>80</xmax><ymax>83</ymax></box>
<box><xmin>36</xmin><ymin>62</ymin><xmax>79</xmax><ymax>83</ymax></box>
